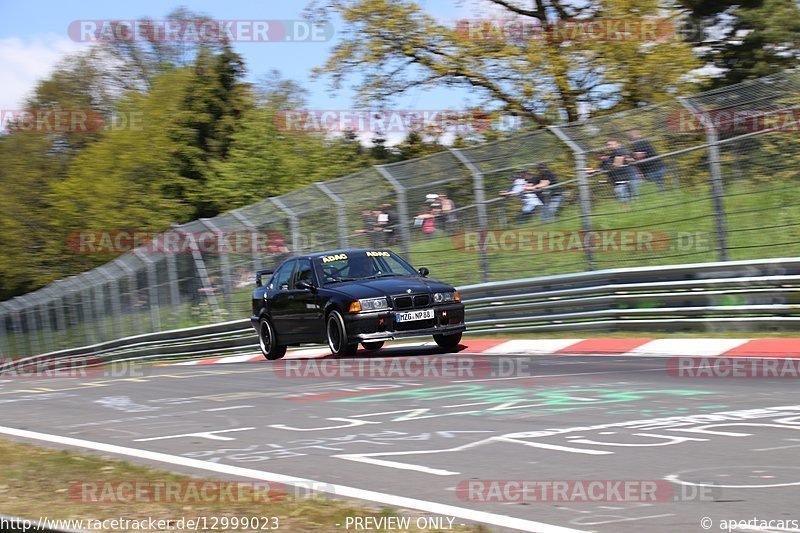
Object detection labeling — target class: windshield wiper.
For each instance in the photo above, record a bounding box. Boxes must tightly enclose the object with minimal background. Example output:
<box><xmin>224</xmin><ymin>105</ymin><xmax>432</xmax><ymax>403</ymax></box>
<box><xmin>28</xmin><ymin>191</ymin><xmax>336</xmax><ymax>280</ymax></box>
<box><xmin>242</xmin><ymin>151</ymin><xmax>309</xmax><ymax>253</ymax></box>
<box><xmin>364</xmin><ymin>273</ymin><xmax>402</xmax><ymax>279</ymax></box>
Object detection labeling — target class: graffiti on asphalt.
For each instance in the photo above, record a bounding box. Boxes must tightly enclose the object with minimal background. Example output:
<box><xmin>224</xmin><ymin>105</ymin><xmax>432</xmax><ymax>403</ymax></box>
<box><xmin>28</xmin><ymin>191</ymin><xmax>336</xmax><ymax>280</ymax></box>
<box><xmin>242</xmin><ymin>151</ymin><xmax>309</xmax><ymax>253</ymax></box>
<box><xmin>332</xmin><ymin>404</ymin><xmax>800</xmax><ymax>475</ymax></box>
<box><xmin>180</xmin><ymin>430</ymin><xmax>494</xmax><ymax>463</ymax></box>
<box><xmin>268</xmin><ymin>387</ymin><xmax>715</xmax><ymax>431</ymax></box>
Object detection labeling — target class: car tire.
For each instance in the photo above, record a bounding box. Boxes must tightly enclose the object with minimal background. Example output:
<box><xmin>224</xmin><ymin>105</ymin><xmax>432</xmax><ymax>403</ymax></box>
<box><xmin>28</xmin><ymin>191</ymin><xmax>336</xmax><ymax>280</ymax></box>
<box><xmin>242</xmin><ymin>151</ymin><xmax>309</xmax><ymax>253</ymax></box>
<box><xmin>258</xmin><ymin>317</ymin><xmax>287</xmax><ymax>360</ymax></box>
<box><xmin>361</xmin><ymin>341</ymin><xmax>384</xmax><ymax>351</ymax></box>
<box><xmin>433</xmin><ymin>332</ymin><xmax>462</xmax><ymax>349</ymax></box>
<box><xmin>327</xmin><ymin>310</ymin><xmax>358</xmax><ymax>357</ymax></box>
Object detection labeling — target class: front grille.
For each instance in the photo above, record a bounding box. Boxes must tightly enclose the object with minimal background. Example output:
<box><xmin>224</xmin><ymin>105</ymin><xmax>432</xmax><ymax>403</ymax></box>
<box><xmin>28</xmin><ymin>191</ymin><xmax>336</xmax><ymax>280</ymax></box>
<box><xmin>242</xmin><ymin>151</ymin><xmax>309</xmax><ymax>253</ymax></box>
<box><xmin>393</xmin><ymin>296</ymin><xmax>412</xmax><ymax>309</ymax></box>
<box><xmin>392</xmin><ymin>293</ymin><xmax>430</xmax><ymax>310</ymax></box>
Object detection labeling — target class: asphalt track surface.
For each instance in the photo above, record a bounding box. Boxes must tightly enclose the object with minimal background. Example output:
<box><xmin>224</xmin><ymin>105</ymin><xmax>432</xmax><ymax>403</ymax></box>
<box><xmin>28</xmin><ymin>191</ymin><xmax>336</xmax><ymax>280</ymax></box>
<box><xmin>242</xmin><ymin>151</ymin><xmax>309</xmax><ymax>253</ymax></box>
<box><xmin>2</xmin><ymin>343</ymin><xmax>800</xmax><ymax>533</ymax></box>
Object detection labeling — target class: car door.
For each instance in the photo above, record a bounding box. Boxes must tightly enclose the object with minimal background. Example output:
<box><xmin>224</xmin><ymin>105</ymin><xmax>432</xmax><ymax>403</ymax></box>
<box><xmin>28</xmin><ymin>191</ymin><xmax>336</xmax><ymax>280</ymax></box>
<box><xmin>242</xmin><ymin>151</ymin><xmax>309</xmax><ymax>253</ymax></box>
<box><xmin>288</xmin><ymin>258</ymin><xmax>324</xmax><ymax>340</ymax></box>
<box><xmin>269</xmin><ymin>259</ymin><xmax>297</xmax><ymax>340</ymax></box>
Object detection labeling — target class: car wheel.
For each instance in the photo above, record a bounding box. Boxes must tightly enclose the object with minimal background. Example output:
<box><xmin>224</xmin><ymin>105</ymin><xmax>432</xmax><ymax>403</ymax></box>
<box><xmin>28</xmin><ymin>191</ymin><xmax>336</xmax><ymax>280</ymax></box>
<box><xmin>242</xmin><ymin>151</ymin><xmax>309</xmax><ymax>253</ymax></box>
<box><xmin>327</xmin><ymin>310</ymin><xmax>358</xmax><ymax>357</ymax></box>
<box><xmin>361</xmin><ymin>341</ymin><xmax>384</xmax><ymax>351</ymax></box>
<box><xmin>433</xmin><ymin>332</ymin><xmax>462</xmax><ymax>349</ymax></box>
<box><xmin>258</xmin><ymin>317</ymin><xmax>287</xmax><ymax>360</ymax></box>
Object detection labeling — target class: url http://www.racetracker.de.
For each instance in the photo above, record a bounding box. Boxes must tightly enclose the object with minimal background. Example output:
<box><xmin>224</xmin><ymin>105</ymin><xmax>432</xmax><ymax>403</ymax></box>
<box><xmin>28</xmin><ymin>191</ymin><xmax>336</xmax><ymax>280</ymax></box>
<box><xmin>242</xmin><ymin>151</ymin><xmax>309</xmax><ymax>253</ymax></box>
<box><xmin>0</xmin><ymin>515</ymin><xmax>282</xmax><ymax>531</ymax></box>
<box><xmin>702</xmin><ymin>516</ymin><xmax>800</xmax><ymax>531</ymax></box>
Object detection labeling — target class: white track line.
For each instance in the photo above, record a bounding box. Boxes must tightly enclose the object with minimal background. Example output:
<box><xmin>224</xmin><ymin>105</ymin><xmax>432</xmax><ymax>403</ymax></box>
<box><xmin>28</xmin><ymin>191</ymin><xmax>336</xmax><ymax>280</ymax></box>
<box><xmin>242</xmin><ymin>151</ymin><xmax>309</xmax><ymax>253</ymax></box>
<box><xmin>628</xmin><ymin>338</ymin><xmax>748</xmax><ymax>356</ymax></box>
<box><xmin>483</xmin><ymin>339</ymin><xmax>584</xmax><ymax>354</ymax></box>
<box><xmin>0</xmin><ymin>425</ymin><xmax>586</xmax><ymax>533</ymax></box>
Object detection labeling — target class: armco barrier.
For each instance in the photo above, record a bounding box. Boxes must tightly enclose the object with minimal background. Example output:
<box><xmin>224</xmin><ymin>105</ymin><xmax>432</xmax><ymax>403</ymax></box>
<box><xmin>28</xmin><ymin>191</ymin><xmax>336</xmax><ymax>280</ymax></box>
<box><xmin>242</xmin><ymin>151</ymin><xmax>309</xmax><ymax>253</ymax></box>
<box><xmin>3</xmin><ymin>257</ymin><xmax>799</xmax><ymax>370</ymax></box>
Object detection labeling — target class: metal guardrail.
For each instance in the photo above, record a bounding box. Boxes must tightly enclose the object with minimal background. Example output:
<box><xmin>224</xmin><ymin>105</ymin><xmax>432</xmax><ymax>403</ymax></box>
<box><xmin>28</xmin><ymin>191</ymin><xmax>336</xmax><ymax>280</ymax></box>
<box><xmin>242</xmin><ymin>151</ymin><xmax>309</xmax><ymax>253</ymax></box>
<box><xmin>3</xmin><ymin>258</ymin><xmax>799</xmax><ymax>371</ymax></box>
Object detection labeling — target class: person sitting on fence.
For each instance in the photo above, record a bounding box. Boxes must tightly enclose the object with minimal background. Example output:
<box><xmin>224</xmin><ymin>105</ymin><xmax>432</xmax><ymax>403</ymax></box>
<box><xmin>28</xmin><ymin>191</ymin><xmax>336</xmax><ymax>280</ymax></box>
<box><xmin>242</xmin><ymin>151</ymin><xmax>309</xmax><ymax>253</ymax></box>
<box><xmin>529</xmin><ymin>162</ymin><xmax>564</xmax><ymax>223</ymax></box>
<box><xmin>500</xmin><ymin>171</ymin><xmax>543</xmax><ymax>224</ymax></box>
<box><xmin>626</xmin><ymin>129</ymin><xmax>667</xmax><ymax>191</ymax></box>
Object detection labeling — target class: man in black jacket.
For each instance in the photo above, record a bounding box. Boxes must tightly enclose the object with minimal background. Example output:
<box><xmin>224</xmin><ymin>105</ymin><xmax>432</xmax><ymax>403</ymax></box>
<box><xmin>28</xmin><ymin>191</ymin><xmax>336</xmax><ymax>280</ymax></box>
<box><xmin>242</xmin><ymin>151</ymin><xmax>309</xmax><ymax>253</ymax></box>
<box><xmin>627</xmin><ymin>129</ymin><xmax>667</xmax><ymax>191</ymax></box>
<box><xmin>529</xmin><ymin>163</ymin><xmax>564</xmax><ymax>222</ymax></box>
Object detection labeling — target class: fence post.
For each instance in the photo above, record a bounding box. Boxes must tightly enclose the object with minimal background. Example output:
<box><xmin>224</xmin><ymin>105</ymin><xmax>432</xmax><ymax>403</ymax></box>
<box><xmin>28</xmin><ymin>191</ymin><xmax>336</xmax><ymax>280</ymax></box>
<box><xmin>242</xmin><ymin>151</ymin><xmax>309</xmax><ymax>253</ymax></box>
<box><xmin>21</xmin><ymin>296</ymin><xmax>39</xmax><ymax>356</ymax></box>
<box><xmin>97</xmin><ymin>267</ymin><xmax>123</xmax><ymax>340</ymax></box>
<box><xmin>0</xmin><ymin>303</ymin><xmax>9</xmax><ymax>359</ymax></box>
<box><xmin>115</xmin><ymin>261</ymin><xmax>141</xmax><ymax>336</ymax></box>
<box><xmin>679</xmin><ymin>97</ymin><xmax>729</xmax><ymax>262</ymax></box>
<box><xmin>8</xmin><ymin>300</ymin><xmax>25</xmax><ymax>356</ymax></box>
<box><xmin>199</xmin><ymin>219</ymin><xmax>233</xmax><ymax>313</ymax></box>
<box><xmin>81</xmin><ymin>270</ymin><xmax>103</xmax><ymax>344</ymax></box>
<box><xmin>133</xmin><ymin>249</ymin><xmax>162</xmax><ymax>332</ymax></box>
<box><xmin>271</xmin><ymin>198</ymin><xmax>301</xmax><ymax>254</ymax></box>
<box><xmin>37</xmin><ymin>288</ymin><xmax>55</xmax><ymax>353</ymax></box>
<box><xmin>375</xmin><ymin>165</ymin><xmax>411</xmax><ymax>258</ymax></box>
<box><xmin>315</xmin><ymin>182</ymin><xmax>350</xmax><ymax>249</ymax></box>
<box><xmin>163</xmin><ymin>252</ymin><xmax>181</xmax><ymax>328</ymax></box>
<box><xmin>34</xmin><ymin>298</ymin><xmax>48</xmax><ymax>354</ymax></box>
<box><xmin>450</xmin><ymin>148</ymin><xmax>490</xmax><ymax>283</ymax></box>
<box><xmin>173</xmin><ymin>226</ymin><xmax>221</xmax><ymax>317</ymax></box>
<box><xmin>51</xmin><ymin>282</ymin><xmax>68</xmax><ymax>348</ymax></box>
<box><xmin>231</xmin><ymin>210</ymin><xmax>262</xmax><ymax>272</ymax></box>
<box><xmin>549</xmin><ymin>125</ymin><xmax>595</xmax><ymax>270</ymax></box>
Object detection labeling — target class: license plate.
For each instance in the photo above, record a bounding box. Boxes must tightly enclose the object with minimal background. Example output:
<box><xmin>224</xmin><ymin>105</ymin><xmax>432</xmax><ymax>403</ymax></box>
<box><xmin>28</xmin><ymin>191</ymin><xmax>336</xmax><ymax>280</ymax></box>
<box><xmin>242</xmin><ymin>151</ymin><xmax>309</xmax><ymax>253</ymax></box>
<box><xmin>395</xmin><ymin>308</ymin><xmax>434</xmax><ymax>322</ymax></box>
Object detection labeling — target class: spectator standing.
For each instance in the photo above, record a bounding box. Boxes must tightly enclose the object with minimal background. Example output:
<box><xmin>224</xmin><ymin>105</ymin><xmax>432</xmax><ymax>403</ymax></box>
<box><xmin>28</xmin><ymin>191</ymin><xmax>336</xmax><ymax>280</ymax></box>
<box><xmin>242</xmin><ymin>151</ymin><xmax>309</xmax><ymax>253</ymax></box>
<box><xmin>439</xmin><ymin>192</ymin><xmax>457</xmax><ymax>233</ymax></box>
<box><xmin>415</xmin><ymin>207</ymin><xmax>438</xmax><ymax>236</ymax></box>
<box><xmin>627</xmin><ymin>129</ymin><xmax>667</xmax><ymax>191</ymax></box>
<box><xmin>500</xmin><ymin>172</ymin><xmax>542</xmax><ymax>224</ymax></box>
<box><xmin>588</xmin><ymin>139</ymin><xmax>638</xmax><ymax>204</ymax></box>
<box><xmin>529</xmin><ymin>163</ymin><xmax>564</xmax><ymax>223</ymax></box>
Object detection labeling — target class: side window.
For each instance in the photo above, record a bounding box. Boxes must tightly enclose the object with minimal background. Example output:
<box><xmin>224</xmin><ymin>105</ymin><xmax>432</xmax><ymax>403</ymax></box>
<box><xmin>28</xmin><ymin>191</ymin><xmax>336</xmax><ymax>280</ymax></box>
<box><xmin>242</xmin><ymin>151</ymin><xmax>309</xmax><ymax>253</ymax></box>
<box><xmin>291</xmin><ymin>258</ymin><xmax>313</xmax><ymax>289</ymax></box>
<box><xmin>270</xmin><ymin>260</ymin><xmax>295</xmax><ymax>291</ymax></box>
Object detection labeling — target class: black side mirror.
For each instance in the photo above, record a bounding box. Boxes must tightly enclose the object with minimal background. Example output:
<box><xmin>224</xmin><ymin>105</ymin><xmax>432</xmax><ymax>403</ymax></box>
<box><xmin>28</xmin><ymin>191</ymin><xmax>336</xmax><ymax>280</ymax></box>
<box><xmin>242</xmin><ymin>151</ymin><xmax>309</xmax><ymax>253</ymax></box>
<box><xmin>418</xmin><ymin>267</ymin><xmax>429</xmax><ymax>277</ymax></box>
<box><xmin>296</xmin><ymin>279</ymin><xmax>315</xmax><ymax>291</ymax></box>
<box><xmin>255</xmin><ymin>269</ymin><xmax>273</xmax><ymax>288</ymax></box>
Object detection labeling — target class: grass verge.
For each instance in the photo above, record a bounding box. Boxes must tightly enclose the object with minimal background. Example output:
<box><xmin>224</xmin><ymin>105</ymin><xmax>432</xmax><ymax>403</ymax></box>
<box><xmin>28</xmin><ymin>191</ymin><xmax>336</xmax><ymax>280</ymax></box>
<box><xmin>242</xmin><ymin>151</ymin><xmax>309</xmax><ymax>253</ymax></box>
<box><xmin>0</xmin><ymin>438</ymin><xmax>488</xmax><ymax>533</ymax></box>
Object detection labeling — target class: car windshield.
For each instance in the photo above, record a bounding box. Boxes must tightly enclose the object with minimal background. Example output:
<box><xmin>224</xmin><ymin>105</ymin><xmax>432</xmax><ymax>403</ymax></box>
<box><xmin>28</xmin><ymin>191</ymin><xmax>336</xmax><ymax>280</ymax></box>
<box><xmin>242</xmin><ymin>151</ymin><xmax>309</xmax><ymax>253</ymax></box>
<box><xmin>315</xmin><ymin>251</ymin><xmax>418</xmax><ymax>284</ymax></box>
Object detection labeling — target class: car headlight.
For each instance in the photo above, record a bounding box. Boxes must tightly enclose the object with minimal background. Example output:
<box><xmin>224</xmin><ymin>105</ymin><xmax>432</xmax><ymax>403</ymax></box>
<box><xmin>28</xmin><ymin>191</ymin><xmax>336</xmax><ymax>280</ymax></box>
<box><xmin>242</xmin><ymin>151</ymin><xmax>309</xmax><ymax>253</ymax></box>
<box><xmin>357</xmin><ymin>297</ymin><xmax>389</xmax><ymax>312</ymax></box>
<box><xmin>433</xmin><ymin>291</ymin><xmax>456</xmax><ymax>303</ymax></box>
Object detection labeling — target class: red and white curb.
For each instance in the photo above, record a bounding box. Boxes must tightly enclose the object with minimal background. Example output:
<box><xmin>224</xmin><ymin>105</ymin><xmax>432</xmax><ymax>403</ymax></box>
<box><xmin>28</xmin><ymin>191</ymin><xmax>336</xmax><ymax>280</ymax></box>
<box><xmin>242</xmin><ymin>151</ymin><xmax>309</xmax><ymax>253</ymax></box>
<box><xmin>168</xmin><ymin>337</ymin><xmax>800</xmax><ymax>366</ymax></box>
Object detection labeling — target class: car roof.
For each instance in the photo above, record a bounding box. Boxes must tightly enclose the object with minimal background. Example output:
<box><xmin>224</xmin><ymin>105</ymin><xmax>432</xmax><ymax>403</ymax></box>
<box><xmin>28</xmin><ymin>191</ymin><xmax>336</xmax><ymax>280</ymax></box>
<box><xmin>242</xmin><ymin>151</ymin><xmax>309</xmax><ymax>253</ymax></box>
<box><xmin>307</xmin><ymin>248</ymin><xmax>395</xmax><ymax>259</ymax></box>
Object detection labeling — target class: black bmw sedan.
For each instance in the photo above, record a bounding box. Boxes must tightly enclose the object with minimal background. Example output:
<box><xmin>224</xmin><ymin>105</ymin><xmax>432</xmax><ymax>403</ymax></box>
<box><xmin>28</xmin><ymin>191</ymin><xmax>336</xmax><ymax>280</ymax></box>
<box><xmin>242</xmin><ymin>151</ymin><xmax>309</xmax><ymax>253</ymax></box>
<box><xmin>250</xmin><ymin>249</ymin><xmax>466</xmax><ymax>359</ymax></box>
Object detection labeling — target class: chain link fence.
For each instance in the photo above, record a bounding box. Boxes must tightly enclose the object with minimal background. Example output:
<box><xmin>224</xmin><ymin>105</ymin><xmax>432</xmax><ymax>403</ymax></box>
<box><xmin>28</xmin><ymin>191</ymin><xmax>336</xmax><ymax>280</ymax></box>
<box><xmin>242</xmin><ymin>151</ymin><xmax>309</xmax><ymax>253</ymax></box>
<box><xmin>2</xmin><ymin>69</ymin><xmax>799</xmax><ymax>357</ymax></box>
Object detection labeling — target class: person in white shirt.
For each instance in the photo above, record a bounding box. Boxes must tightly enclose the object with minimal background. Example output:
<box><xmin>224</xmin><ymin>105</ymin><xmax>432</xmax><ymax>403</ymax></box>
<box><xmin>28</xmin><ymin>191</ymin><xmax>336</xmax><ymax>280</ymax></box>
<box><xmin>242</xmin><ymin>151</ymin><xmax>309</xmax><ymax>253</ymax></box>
<box><xmin>500</xmin><ymin>172</ymin><xmax>542</xmax><ymax>224</ymax></box>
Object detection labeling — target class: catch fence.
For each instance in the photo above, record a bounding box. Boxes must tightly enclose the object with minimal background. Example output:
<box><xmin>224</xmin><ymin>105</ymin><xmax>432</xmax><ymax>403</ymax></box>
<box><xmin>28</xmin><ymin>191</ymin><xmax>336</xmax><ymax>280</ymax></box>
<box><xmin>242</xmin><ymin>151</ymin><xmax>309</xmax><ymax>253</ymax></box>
<box><xmin>2</xmin><ymin>69</ymin><xmax>799</xmax><ymax>356</ymax></box>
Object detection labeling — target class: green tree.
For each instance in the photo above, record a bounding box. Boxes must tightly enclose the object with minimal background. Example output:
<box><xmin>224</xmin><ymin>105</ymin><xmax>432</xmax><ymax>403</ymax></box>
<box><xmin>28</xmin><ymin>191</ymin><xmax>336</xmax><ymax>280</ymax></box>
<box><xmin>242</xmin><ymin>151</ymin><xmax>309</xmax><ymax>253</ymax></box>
<box><xmin>310</xmin><ymin>0</ymin><xmax>702</xmax><ymax>123</ymax></box>
<box><xmin>171</xmin><ymin>43</ymin><xmax>251</xmax><ymax>218</ymax></box>
<box><xmin>680</xmin><ymin>0</ymin><xmax>800</xmax><ymax>87</ymax></box>
<box><xmin>48</xmin><ymin>69</ymin><xmax>198</xmax><ymax>274</ymax></box>
<box><xmin>0</xmin><ymin>133</ymin><xmax>70</xmax><ymax>298</ymax></box>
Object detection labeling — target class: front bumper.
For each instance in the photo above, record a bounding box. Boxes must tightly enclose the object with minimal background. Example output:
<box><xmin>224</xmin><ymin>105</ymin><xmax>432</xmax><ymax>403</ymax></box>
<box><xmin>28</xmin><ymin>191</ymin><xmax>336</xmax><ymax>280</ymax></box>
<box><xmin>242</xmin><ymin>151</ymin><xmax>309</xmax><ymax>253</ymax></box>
<box><xmin>343</xmin><ymin>303</ymin><xmax>466</xmax><ymax>343</ymax></box>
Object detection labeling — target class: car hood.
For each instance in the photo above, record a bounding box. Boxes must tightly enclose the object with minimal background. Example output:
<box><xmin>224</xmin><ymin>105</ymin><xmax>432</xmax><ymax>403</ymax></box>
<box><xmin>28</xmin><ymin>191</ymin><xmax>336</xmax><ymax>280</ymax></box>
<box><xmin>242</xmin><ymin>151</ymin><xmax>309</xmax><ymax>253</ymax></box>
<box><xmin>324</xmin><ymin>276</ymin><xmax>455</xmax><ymax>299</ymax></box>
